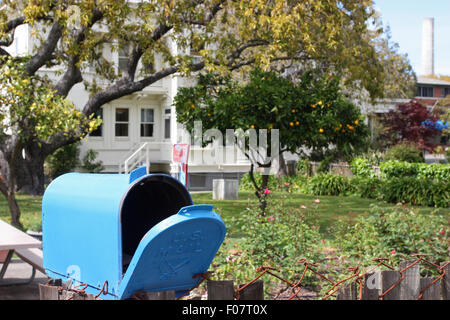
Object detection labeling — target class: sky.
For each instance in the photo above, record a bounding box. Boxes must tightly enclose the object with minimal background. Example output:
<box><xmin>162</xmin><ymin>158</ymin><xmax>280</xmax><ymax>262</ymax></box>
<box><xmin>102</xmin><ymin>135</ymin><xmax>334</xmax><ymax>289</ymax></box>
<box><xmin>374</xmin><ymin>0</ymin><xmax>450</xmax><ymax>76</ymax></box>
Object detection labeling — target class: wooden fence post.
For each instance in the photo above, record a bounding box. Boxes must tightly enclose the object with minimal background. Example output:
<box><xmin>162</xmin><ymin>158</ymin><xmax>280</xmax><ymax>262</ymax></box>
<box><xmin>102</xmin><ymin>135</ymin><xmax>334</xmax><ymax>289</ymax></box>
<box><xmin>207</xmin><ymin>280</ymin><xmax>235</xmax><ymax>300</ymax></box>
<box><xmin>238</xmin><ymin>280</ymin><xmax>264</xmax><ymax>300</ymax></box>
<box><xmin>380</xmin><ymin>270</ymin><xmax>401</xmax><ymax>300</ymax></box>
<box><xmin>441</xmin><ymin>262</ymin><xmax>450</xmax><ymax>300</ymax></box>
<box><xmin>420</xmin><ymin>277</ymin><xmax>440</xmax><ymax>300</ymax></box>
<box><xmin>39</xmin><ymin>283</ymin><xmax>60</xmax><ymax>300</ymax></box>
<box><xmin>362</xmin><ymin>272</ymin><xmax>381</xmax><ymax>300</ymax></box>
<box><xmin>336</xmin><ymin>282</ymin><xmax>357</xmax><ymax>300</ymax></box>
<box><xmin>399</xmin><ymin>260</ymin><xmax>420</xmax><ymax>300</ymax></box>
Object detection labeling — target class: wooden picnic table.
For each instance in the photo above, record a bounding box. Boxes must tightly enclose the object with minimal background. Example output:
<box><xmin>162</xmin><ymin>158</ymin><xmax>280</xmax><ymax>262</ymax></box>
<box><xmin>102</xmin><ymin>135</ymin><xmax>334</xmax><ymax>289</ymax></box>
<box><xmin>0</xmin><ymin>219</ymin><xmax>43</xmax><ymax>286</ymax></box>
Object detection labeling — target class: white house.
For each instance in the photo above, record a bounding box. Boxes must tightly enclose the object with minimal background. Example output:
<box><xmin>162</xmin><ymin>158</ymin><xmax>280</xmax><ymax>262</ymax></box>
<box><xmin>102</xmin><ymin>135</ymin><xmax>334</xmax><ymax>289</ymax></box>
<box><xmin>6</xmin><ymin>23</ymin><xmax>251</xmax><ymax>190</ymax></box>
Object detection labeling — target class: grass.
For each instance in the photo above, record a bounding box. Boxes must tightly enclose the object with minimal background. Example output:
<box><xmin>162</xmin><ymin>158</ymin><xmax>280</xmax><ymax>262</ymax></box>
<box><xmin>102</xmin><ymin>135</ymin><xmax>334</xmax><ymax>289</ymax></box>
<box><xmin>192</xmin><ymin>191</ymin><xmax>449</xmax><ymax>239</ymax></box>
<box><xmin>1</xmin><ymin>191</ymin><xmax>448</xmax><ymax>237</ymax></box>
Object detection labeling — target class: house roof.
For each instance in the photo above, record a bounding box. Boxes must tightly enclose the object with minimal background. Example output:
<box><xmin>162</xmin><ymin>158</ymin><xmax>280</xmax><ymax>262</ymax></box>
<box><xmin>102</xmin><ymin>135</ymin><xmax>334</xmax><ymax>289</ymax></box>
<box><xmin>417</xmin><ymin>76</ymin><xmax>450</xmax><ymax>86</ymax></box>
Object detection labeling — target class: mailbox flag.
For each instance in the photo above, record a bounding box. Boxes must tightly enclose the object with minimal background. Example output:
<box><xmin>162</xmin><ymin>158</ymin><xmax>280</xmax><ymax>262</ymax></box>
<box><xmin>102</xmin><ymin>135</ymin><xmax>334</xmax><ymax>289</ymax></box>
<box><xmin>173</xmin><ymin>144</ymin><xmax>190</xmax><ymax>187</ymax></box>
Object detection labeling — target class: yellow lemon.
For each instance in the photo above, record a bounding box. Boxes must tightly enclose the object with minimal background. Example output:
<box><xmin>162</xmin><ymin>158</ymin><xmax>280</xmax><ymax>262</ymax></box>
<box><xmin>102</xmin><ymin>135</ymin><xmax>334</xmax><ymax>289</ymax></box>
<box><xmin>289</xmin><ymin>122</ymin><xmax>294</xmax><ymax>127</ymax></box>
<box><xmin>319</xmin><ymin>128</ymin><xmax>324</xmax><ymax>133</ymax></box>
<box><xmin>318</xmin><ymin>101</ymin><xmax>323</xmax><ymax>106</ymax></box>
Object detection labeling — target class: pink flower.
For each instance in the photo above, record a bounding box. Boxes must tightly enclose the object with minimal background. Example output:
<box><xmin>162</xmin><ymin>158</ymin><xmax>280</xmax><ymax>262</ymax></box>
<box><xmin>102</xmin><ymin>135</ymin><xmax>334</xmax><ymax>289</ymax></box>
<box><xmin>314</xmin><ymin>199</ymin><xmax>320</xmax><ymax>204</ymax></box>
<box><xmin>284</xmin><ymin>182</ymin><xmax>290</xmax><ymax>187</ymax></box>
<box><xmin>322</xmin><ymin>240</ymin><xmax>325</xmax><ymax>244</ymax></box>
<box><xmin>264</xmin><ymin>188</ymin><xmax>271</xmax><ymax>194</ymax></box>
<box><xmin>267</xmin><ymin>216</ymin><xmax>275</xmax><ymax>222</ymax></box>
<box><xmin>300</xmin><ymin>205</ymin><xmax>307</xmax><ymax>209</ymax></box>
<box><xmin>391</xmin><ymin>250</ymin><xmax>396</xmax><ymax>255</ymax></box>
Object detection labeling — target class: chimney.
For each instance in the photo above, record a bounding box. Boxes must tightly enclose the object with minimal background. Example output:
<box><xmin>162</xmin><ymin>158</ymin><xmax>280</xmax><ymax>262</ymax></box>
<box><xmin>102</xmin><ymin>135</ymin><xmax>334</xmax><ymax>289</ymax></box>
<box><xmin>421</xmin><ymin>18</ymin><xmax>435</xmax><ymax>76</ymax></box>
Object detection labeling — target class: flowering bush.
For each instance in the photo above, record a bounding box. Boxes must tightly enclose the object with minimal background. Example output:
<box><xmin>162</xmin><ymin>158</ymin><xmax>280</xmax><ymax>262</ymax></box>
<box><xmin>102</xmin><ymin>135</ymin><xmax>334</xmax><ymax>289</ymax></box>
<box><xmin>333</xmin><ymin>205</ymin><xmax>449</xmax><ymax>271</ymax></box>
<box><xmin>210</xmin><ymin>195</ymin><xmax>324</xmax><ymax>290</ymax></box>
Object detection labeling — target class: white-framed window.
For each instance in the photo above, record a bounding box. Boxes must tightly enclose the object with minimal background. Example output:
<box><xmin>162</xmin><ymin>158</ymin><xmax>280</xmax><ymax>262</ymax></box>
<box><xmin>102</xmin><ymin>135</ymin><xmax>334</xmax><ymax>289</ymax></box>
<box><xmin>164</xmin><ymin>108</ymin><xmax>171</xmax><ymax>139</ymax></box>
<box><xmin>140</xmin><ymin>108</ymin><xmax>154</xmax><ymax>137</ymax></box>
<box><xmin>118</xmin><ymin>43</ymin><xmax>130</xmax><ymax>73</ymax></box>
<box><xmin>115</xmin><ymin>108</ymin><xmax>129</xmax><ymax>137</ymax></box>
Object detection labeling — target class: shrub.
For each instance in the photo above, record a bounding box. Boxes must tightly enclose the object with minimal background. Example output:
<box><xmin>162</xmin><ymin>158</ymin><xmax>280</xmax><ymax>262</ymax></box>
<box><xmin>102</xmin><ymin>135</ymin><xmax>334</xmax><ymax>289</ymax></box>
<box><xmin>239</xmin><ymin>172</ymin><xmax>308</xmax><ymax>193</ymax></box>
<box><xmin>384</xmin><ymin>142</ymin><xmax>424</xmax><ymax>163</ymax></box>
<box><xmin>211</xmin><ymin>196</ymin><xmax>324</xmax><ymax>291</ymax></box>
<box><xmin>379</xmin><ymin>177</ymin><xmax>449</xmax><ymax>208</ymax></box>
<box><xmin>380</xmin><ymin>160</ymin><xmax>450</xmax><ymax>182</ymax></box>
<box><xmin>379</xmin><ymin>160</ymin><xmax>418</xmax><ymax>179</ymax></box>
<box><xmin>333</xmin><ymin>205</ymin><xmax>449</xmax><ymax>270</ymax></box>
<box><xmin>45</xmin><ymin>142</ymin><xmax>80</xmax><ymax>179</ymax></box>
<box><xmin>239</xmin><ymin>172</ymin><xmax>278</xmax><ymax>191</ymax></box>
<box><xmin>349</xmin><ymin>157</ymin><xmax>378</xmax><ymax>178</ymax></box>
<box><xmin>296</xmin><ymin>158</ymin><xmax>311</xmax><ymax>176</ymax></box>
<box><xmin>417</xmin><ymin>163</ymin><xmax>450</xmax><ymax>182</ymax></box>
<box><xmin>350</xmin><ymin>176</ymin><xmax>381</xmax><ymax>199</ymax></box>
<box><xmin>81</xmin><ymin>149</ymin><xmax>104</xmax><ymax>173</ymax></box>
<box><xmin>306</xmin><ymin>173</ymin><xmax>352</xmax><ymax>196</ymax></box>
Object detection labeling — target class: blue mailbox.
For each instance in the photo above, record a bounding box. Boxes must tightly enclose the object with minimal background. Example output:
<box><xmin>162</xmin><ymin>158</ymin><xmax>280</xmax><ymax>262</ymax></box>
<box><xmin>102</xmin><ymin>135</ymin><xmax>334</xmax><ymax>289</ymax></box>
<box><xmin>42</xmin><ymin>167</ymin><xmax>226</xmax><ymax>300</ymax></box>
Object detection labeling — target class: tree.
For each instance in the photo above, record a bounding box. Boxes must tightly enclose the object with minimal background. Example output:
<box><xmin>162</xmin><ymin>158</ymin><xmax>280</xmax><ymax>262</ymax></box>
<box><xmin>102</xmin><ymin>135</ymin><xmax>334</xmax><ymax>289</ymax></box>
<box><xmin>379</xmin><ymin>100</ymin><xmax>440</xmax><ymax>152</ymax></box>
<box><xmin>0</xmin><ymin>56</ymin><xmax>99</xmax><ymax>228</ymax></box>
<box><xmin>0</xmin><ymin>0</ymin><xmax>388</xmax><ymax>197</ymax></box>
<box><xmin>174</xmin><ymin>70</ymin><xmax>369</xmax><ymax>213</ymax></box>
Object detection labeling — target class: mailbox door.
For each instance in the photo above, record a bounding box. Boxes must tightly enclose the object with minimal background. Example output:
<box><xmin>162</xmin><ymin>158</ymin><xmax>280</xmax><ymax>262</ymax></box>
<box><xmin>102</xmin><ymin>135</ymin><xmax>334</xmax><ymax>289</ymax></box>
<box><xmin>118</xmin><ymin>205</ymin><xmax>226</xmax><ymax>300</ymax></box>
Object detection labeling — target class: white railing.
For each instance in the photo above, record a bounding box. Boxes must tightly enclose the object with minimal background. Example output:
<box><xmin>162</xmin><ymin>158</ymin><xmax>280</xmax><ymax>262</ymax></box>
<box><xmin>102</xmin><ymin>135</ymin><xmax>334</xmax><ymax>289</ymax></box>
<box><xmin>119</xmin><ymin>142</ymin><xmax>149</xmax><ymax>174</ymax></box>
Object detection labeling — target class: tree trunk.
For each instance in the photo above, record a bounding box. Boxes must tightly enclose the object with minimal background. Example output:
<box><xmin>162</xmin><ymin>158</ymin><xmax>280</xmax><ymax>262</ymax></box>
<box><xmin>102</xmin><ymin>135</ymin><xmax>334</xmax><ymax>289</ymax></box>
<box><xmin>248</xmin><ymin>163</ymin><xmax>270</xmax><ymax>216</ymax></box>
<box><xmin>7</xmin><ymin>142</ymin><xmax>51</xmax><ymax>195</ymax></box>
<box><xmin>277</xmin><ymin>152</ymin><xmax>288</xmax><ymax>177</ymax></box>
<box><xmin>7</xmin><ymin>191</ymin><xmax>23</xmax><ymax>229</ymax></box>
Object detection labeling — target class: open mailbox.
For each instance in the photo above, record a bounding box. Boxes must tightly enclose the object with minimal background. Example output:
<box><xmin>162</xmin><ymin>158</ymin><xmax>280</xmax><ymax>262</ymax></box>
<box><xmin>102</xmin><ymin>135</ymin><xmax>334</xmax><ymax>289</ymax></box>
<box><xmin>42</xmin><ymin>167</ymin><xmax>226</xmax><ymax>300</ymax></box>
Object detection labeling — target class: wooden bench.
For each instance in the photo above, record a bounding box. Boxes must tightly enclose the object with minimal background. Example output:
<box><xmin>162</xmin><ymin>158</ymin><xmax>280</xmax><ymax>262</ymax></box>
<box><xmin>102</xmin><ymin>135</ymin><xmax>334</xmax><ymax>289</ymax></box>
<box><xmin>15</xmin><ymin>248</ymin><xmax>44</xmax><ymax>274</ymax></box>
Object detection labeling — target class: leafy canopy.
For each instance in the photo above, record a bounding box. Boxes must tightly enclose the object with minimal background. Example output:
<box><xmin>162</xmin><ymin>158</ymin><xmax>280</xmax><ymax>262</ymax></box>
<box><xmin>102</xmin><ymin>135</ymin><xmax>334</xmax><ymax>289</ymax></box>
<box><xmin>174</xmin><ymin>70</ymin><xmax>369</xmax><ymax>158</ymax></box>
<box><xmin>0</xmin><ymin>56</ymin><xmax>100</xmax><ymax>144</ymax></box>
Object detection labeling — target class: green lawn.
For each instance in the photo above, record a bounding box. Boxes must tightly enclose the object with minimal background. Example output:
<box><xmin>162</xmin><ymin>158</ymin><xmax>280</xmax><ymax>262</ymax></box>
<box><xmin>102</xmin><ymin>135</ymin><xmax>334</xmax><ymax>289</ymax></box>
<box><xmin>1</xmin><ymin>191</ymin><xmax>448</xmax><ymax>238</ymax></box>
<box><xmin>192</xmin><ymin>191</ymin><xmax>449</xmax><ymax>239</ymax></box>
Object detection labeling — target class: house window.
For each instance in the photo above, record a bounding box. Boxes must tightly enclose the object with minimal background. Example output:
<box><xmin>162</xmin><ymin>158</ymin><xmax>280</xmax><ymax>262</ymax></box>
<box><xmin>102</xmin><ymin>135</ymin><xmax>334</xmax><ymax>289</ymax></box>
<box><xmin>90</xmin><ymin>108</ymin><xmax>103</xmax><ymax>137</ymax></box>
<box><xmin>118</xmin><ymin>43</ymin><xmax>130</xmax><ymax>73</ymax></box>
<box><xmin>115</xmin><ymin>108</ymin><xmax>129</xmax><ymax>137</ymax></box>
<box><xmin>442</xmin><ymin>87</ymin><xmax>450</xmax><ymax>98</ymax></box>
<box><xmin>164</xmin><ymin>109</ymin><xmax>171</xmax><ymax>139</ymax></box>
<box><xmin>417</xmin><ymin>86</ymin><xmax>434</xmax><ymax>97</ymax></box>
<box><xmin>140</xmin><ymin>108</ymin><xmax>154</xmax><ymax>137</ymax></box>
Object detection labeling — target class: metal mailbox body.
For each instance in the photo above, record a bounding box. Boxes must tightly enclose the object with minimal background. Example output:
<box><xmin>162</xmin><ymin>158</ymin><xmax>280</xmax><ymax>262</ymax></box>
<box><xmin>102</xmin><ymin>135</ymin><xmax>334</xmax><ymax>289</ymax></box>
<box><xmin>42</xmin><ymin>168</ymin><xmax>226</xmax><ymax>300</ymax></box>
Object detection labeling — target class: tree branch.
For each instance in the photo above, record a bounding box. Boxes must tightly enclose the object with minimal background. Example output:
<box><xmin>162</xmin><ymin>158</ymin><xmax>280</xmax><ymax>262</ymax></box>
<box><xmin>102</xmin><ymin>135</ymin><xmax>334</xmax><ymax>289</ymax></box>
<box><xmin>26</xmin><ymin>21</ymin><xmax>62</xmax><ymax>76</ymax></box>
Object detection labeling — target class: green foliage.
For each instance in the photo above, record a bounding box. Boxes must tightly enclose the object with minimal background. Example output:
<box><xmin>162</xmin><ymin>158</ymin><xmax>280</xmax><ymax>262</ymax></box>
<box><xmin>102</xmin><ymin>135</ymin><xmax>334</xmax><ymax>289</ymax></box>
<box><xmin>349</xmin><ymin>157</ymin><xmax>378</xmax><ymax>178</ymax></box>
<box><xmin>296</xmin><ymin>158</ymin><xmax>311</xmax><ymax>176</ymax></box>
<box><xmin>211</xmin><ymin>196</ymin><xmax>324</xmax><ymax>289</ymax></box>
<box><xmin>306</xmin><ymin>173</ymin><xmax>352</xmax><ymax>196</ymax></box>
<box><xmin>334</xmin><ymin>205</ymin><xmax>449</xmax><ymax>268</ymax></box>
<box><xmin>384</xmin><ymin>142</ymin><xmax>424</xmax><ymax>163</ymax></box>
<box><xmin>379</xmin><ymin>177</ymin><xmax>449</xmax><ymax>208</ymax></box>
<box><xmin>45</xmin><ymin>143</ymin><xmax>80</xmax><ymax>180</ymax></box>
<box><xmin>239</xmin><ymin>172</ymin><xmax>308</xmax><ymax>193</ymax></box>
<box><xmin>417</xmin><ymin>163</ymin><xmax>450</xmax><ymax>182</ymax></box>
<box><xmin>350</xmin><ymin>176</ymin><xmax>381</xmax><ymax>199</ymax></box>
<box><xmin>175</xmin><ymin>70</ymin><xmax>370</xmax><ymax>158</ymax></box>
<box><xmin>80</xmin><ymin>149</ymin><xmax>104</xmax><ymax>173</ymax></box>
<box><xmin>380</xmin><ymin>160</ymin><xmax>450</xmax><ymax>182</ymax></box>
<box><xmin>379</xmin><ymin>160</ymin><xmax>419</xmax><ymax>179</ymax></box>
<box><xmin>0</xmin><ymin>56</ymin><xmax>100</xmax><ymax>143</ymax></box>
